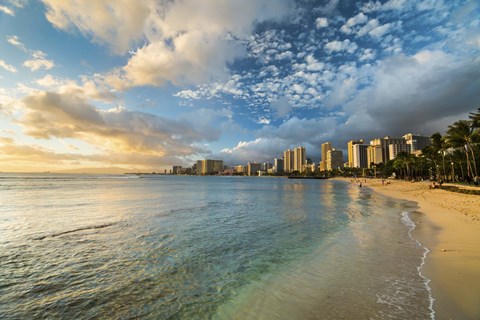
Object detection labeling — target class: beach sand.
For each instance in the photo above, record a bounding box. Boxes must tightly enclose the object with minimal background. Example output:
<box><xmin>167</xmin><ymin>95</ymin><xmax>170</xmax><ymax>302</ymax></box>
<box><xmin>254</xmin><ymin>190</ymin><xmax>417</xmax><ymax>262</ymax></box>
<box><xmin>338</xmin><ymin>178</ymin><xmax>480</xmax><ymax>319</ymax></box>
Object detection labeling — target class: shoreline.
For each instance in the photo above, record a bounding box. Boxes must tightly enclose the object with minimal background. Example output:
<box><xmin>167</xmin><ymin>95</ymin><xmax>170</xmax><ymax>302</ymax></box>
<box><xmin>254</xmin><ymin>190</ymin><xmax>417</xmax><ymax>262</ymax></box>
<box><xmin>336</xmin><ymin>177</ymin><xmax>480</xmax><ymax>319</ymax></box>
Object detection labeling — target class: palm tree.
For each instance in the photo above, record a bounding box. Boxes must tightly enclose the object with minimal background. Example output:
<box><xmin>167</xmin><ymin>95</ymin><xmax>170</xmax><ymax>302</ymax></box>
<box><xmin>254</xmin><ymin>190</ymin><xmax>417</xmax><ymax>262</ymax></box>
<box><xmin>393</xmin><ymin>152</ymin><xmax>416</xmax><ymax>180</ymax></box>
<box><xmin>469</xmin><ymin>107</ymin><xmax>480</xmax><ymax>129</ymax></box>
<box><xmin>446</xmin><ymin>120</ymin><xmax>479</xmax><ymax>178</ymax></box>
<box><xmin>421</xmin><ymin>145</ymin><xmax>438</xmax><ymax>179</ymax></box>
<box><xmin>430</xmin><ymin>133</ymin><xmax>444</xmax><ymax>178</ymax></box>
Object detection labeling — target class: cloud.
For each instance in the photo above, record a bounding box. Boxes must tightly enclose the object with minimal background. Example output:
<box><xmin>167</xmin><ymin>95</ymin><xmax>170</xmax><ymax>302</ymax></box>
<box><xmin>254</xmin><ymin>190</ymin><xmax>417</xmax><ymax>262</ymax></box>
<box><xmin>257</xmin><ymin>117</ymin><xmax>270</xmax><ymax>125</ymax></box>
<box><xmin>324</xmin><ymin>39</ymin><xmax>358</xmax><ymax>53</ymax></box>
<box><xmin>0</xmin><ymin>135</ymin><xmax>192</xmax><ymax>171</ymax></box>
<box><xmin>315</xmin><ymin>17</ymin><xmax>329</xmax><ymax>28</ymax></box>
<box><xmin>340</xmin><ymin>12</ymin><xmax>368</xmax><ymax>34</ymax></box>
<box><xmin>16</xmin><ymin>91</ymin><xmax>235</xmax><ymax>168</ymax></box>
<box><xmin>6</xmin><ymin>35</ymin><xmax>26</xmax><ymax>51</ymax></box>
<box><xmin>44</xmin><ymin>0</ymin><xmax>293</xmax><ymax>88</ymax></box>
<box><xmin>270</xmin><ymin>96</ymin><xmax>292</xmax><ymax>117</ymax></box>
<box><xmin>361</xmin><ymin>0</ymin><xmax>407</xmax><ymax>12</ymax></box>
<box><xmin>0</xmin><ymin>5</ymin><xmax>15</xmax><ymax>16</ymax></box>
<box><xmin>0</xmin><ymin>59</ymin><xmax>17</xmax><ymax>73</ymax></box>
<box><xmin>338</xmin><ymin>50</ymin><xmax>480</xmax><ymax>142</ymax></box>
<box><xmin>359</xmin><ymin>48</ymin><xmax>376</xmax><ymax>61</ymax></box>
<box><xmin>35</xmin><ymin>74</ymin><xmax>116</xmax><ymax>102</ymax></box>
<box><xmin>218</xmin><ymin>116</ymin><xmax>339</xmax><ymax>164</ymax></box>
<box><xmin>219</xmin><ymin>138</ymin><xmax>284</xmax><ymax>164</ymax></box>
<box><xmin>42</xmin><ymin>0</ymin><xmax>150</xmax><ymax>54</ymax></box>
<box><xmin>107</xmin><ymin>32</ymin><xmax>246</xmax><ymax>88</ymax></box>
<box><xmin>23</xmin><ymin>50</ymin><xmax>55</xmax><ymax>71</ymax></box>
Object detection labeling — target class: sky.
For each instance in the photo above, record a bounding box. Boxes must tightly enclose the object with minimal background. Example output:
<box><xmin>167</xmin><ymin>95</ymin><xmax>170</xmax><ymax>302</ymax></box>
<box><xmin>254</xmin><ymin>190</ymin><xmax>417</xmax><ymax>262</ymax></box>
<box><xmin>0</xmin><ymin>0</ymin><xmax>479</xmax><ymax>172</ymax></box>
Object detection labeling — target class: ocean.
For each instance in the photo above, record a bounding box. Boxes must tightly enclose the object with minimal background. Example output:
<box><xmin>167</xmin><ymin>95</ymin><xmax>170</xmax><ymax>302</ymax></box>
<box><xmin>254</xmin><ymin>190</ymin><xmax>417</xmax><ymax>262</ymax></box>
<box><xmin>0</xmin><ymin>174</ymin><xmax>434</xmax><ymax>319</ymax></box>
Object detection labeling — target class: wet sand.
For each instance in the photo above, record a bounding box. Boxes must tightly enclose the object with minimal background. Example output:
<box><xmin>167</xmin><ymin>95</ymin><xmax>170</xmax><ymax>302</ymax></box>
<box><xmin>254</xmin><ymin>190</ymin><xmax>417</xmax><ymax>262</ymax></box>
<box><xmin>338</xmin><ymin>178</ymin><xmax>480</xmax><ymax>319</ymax></box>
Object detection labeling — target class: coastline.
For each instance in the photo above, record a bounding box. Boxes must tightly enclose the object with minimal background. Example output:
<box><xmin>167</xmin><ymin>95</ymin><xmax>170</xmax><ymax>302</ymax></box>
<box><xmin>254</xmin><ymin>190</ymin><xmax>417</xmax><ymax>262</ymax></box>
<box><xmin>335</xmin><ymin>177</ymin><xmax>480</xmax><ymax>319</ymax></box>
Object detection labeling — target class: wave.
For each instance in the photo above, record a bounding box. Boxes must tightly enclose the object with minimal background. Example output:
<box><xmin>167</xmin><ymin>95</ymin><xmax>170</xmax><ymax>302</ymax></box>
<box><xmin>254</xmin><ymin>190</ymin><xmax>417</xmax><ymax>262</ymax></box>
<box><xmin>401</xmin><ymin>211</ymin><xmax>436</xmax><ymax>320</ymax></box>
<box><xmin>32</xmin><ymin>223</ymin><xmax>117</xmax><ymax>240</ymax></box>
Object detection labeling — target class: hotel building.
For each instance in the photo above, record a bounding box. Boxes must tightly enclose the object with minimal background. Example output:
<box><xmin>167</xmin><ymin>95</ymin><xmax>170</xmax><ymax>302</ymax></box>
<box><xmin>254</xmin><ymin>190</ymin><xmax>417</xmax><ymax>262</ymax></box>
<box><xmin>367</xmin><ymin>145</ymin><xmax>383</xmax><ymax>168</ymax></box>
<box><xmin>347</xmin><ymin>139</ymin><xmax>364</xmax><ymax>168</ymax></box>
<box><xmin>320</xmin><ymin>142</ymin><xmax>332</xmax><ymax>171</ymax></box>
<box><xmin>196</xmin><ymin>160</ymin><xmax>223</xmax><ymax>175</ymax></box>
<box><xmin>352</xmin><ymin>143</ymin><xmax>369</xmax><ymax>168</ymax></box>
<box><xmin>247</xmin><ymin>162</ymin><xmax>262</xmax><ymax>176</ymax></box>
<box><xmin>326</xmin><ymin>149</ymin><xmax>344</xmax><ymax>170</ymax></box>
<box><xmin>283</xmin><ymin>149</ymin><xmax>294</xmax><ymax>173</ymax></box>
<box><xmin>293</xmin><ymin>146</ymin><xmax>306</xmax><ymax>173</ymax></box>
<box><xmin>389</xmin><ymin>142</ymin><xmax>411</xmax><ymax>160</ymax></box>
<box><xmin>402</xmin><ymin>133</ymin><xmax>431</xmax><ymax>153</ymax></box>
<box><xmin>273</xmin><ymin>158</ymin><xmax>284</xmax><ymax>173</ymax></box>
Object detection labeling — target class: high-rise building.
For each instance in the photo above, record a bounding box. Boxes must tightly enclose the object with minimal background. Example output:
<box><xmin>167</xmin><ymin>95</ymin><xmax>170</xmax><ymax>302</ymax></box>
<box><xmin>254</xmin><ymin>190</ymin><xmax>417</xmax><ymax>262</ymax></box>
<box><xmin>262</xmin><ymin>162</ymin><xmax>272</xmax><ymax>171</ymax></box>
<box><xmin>389</xmin><ymin>142</ymin><xmax>411</xmax><ymax>160</ymax></box>
<box><xmin>283</xmin><ymin>149</ymin><xmax>294</xmax><ymax>173</ymax></box>
<box><xmin>326</xmin><ymin>149</ymin><xmax>344</xmax><ymax>170</ymax></box>
<box><xmin>235</xmin><ymin>165</ymin><xmax>246</xmax><ymax>174</ymax></box>
<box><xmin>293</xmin><ymin>146</ymin><xmax>306</xmax><ymax>172</ymax></box>
<box><xmin>273</xmin><ymin>158</ymin><xmax>284</xmax><ymax>173</ymax></box>
<box><xmin>321</xmin><ymin>142</ymin><xmax>332</xmax><ymax>171</ymax></box>
<box><xmin>370</xmin><ymin>136</ymin><xmax>405</xmax><ymax>163</ymax></box>
<box><xmin>347</xmin><ymin>139</ymin><xmax>364</xmax><ymax>168</ymax></box>
<box><xmin>367</xmin><ymin>145</ymin><xmax>383</xmax><ymax>168</ymax></box>
<box><xmin>196</xmin><ymin>159</ymin><xmax>223</xmax><ymax>175</ymax></box>
<box><xmin>352</xmin><ymin>144</ymin><xmax>368</xmax><ymax>168</ymax></box>
<box><xmin>172</xmin><ymin>166</ymin><xmax>182</xmax><ymax>174</ymax></box>
<box><xmin>247</xmin><ymin>162</ymin><xmax>262</xmax><ymax>176</ymax></box>
<box><xmin>402</xmin><ymin>133</ymin><xmax>431</xmax><ymax>153</ymax></box>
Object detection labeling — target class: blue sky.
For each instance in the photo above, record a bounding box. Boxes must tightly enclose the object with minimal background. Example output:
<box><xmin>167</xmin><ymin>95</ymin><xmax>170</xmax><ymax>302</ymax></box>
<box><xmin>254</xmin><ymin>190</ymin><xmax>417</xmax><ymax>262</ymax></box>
<box><xmin>0</xmin><ymin>0</ymin><xmax>479</xmax><ymax>172</ymax></box>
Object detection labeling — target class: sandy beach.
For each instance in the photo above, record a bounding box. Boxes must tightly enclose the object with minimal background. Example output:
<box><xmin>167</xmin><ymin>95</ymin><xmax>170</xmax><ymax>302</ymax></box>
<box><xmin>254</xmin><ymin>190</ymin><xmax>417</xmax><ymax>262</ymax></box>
<box><xmin>337</xmin><ymin>177</ymin><xmax>480</xmax><ymax>319</ymax></box>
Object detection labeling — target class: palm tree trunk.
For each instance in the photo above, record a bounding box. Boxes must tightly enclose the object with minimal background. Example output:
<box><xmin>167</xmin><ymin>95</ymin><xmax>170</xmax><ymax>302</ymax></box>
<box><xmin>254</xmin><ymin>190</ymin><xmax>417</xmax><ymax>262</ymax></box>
<box><xmin>469</xmin><ymin>146</ymin><xmax>478</xmax><ymax>177</ymax></box>
<box><xmin>442</xmin><ymin>155</ymin><xmax>447</xmax><ymax>180</ymax></box>
<box><xmin>465</xmin><ymin>150</ymin><xmax>473</xmax><ymax>177</ymax></box>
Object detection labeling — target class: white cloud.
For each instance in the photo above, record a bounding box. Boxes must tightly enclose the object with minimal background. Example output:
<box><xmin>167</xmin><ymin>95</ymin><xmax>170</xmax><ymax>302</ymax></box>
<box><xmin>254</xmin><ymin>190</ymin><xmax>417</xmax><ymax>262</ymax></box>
<box><xmin>257</xmin><ymin>117</ymin><xmax>270</xmax><ymax>125</ymax></box>
<box><xmin>0</xmin><ymin>5</ymin><xmax>14</xmax><ymax>16</ymax></box>
<box><xmin>0</xmin><ymin>59</ymin><xmax>17</xmax><ymax>73</ymax></box>
<box><xmin>305</xmin><ymin>55</ymin><xmax>324</xmax><ymax>71</ymax></box>
<box><xmin>315</xmin><ymin>17</ymin><xmax>328</xmax><ymax>28</ymax></box>
<box><xmin>361</xmin><ymin>0</ymin><xmax>407</xmax><ymax>12</ymax></box>
<box><xmin>6</xmin><ymin>35</ymin><xmax>26</xmax><ymax>51</ymax></box>
<box><xmin>357</xmin><ymin>19</ymin><xmax>393</xmax><ymax>38</ymax></box>
<box><xmin>42</xmin><ymin>0</ymin><xmax>150</xmax><ymax>54</ymax></box>
<box><xmin>340</xmin><ymin>12</ymin><xmax>368</xmax><ymax>34</ymax></box>
<box><xmin>324</xmin><ymin>39</ymin><xmax>358</xmax><ymax>53</ymax></box>
<box><xmin>174</xmin><ymin>89</ymin><xmax>201</xmax><ymax>100</ymax></box>
<box><xmin>416</xmin><ymin>0</ymin><xmax>443</xmax><ymax>11</ymax></box>
<box><xmin>34</xmin><ymin>74</ymin><xmax>115</xmax><ymax>102</ymax></box>
<box><xmin>359</xmin><ymin>48</ymin><xmax>376</xmax><ymax>61</ymax></box>
<box><xmin>44</xmin><ymin>0</ymin><xmax>293</xmax><ymax>88</ymax></box>
<box><xmin>23</xmin><ymin>50</ymin><xmax>55</xmax><ymax>71</ymax></box>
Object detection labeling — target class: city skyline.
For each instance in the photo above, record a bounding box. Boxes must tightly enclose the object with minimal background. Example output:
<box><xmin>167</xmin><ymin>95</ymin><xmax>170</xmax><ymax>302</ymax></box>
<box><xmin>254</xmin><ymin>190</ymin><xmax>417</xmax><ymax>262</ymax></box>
<box><xmin>184</xmin><ymin>131</ymin><xmax>429</xmax><ymax>176</ymax></box>
<box><xmin>0</xmin><ymin>1</ymin><xmax>479</xmax><ymax>172</ymax></box>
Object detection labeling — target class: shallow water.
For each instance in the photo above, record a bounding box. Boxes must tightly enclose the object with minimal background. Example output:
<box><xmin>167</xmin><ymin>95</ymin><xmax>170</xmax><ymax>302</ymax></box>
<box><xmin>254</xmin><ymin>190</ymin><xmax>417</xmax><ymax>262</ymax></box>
<box><xmin>0</xmin><ymin>174</ymin><xmax>433</xmax><ymax>319</ymax></box>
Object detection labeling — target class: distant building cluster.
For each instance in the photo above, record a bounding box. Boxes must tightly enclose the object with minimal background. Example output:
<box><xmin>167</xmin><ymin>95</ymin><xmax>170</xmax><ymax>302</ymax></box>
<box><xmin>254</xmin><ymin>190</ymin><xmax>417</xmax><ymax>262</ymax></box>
<box><xmin>170</xmin><ymin>132</ymin><xmax>430</xmax><ymax>176</ymax></box>
<box><xmin>346</xmin><ymin>133</ymin><xmax>430</xmax><ymax>169</ymax></box>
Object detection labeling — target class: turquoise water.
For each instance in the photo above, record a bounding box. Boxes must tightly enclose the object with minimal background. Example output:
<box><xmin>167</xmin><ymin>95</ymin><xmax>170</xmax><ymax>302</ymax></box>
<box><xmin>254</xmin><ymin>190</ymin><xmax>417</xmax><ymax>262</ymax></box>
<box><xmin>0</xmin><ymin>174</ymin><xmax>433</xmax><ymax>319</ymax></box>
